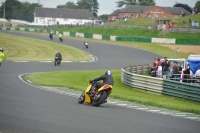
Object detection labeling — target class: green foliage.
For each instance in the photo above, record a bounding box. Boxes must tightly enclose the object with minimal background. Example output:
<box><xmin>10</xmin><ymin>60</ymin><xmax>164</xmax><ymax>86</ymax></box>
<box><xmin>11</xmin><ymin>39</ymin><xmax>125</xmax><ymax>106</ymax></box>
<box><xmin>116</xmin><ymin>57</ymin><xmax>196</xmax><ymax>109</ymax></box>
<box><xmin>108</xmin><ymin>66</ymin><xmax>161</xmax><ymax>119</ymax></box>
<box><xmin>195</xmin><ymin>1</ymin><xmax>200</xmax><ymax>13</ymax></box>
<box><xmin>173</xmin><ymin>2</ymin><xmax>192</xmax><ymax>13</ymax></box>
<box><xmin>98</xmin><ymin>14</ymin><xmax>108</xmax><ymax>21</ymax></box>
<box><xmin>0</xmin><ymin>0</ymin><xmax>42</xmax><ymax>22</ymax></box>
<box><xmin>76</xmin><ymin>0</ymin><xmax>99</xmax><ymax>16</ymax></box>
<box><xmin>116</xmin><ymin>0</ymin><xmax>155</xmax><ymax>7</ymax></box>
<box><xmin>57</xmin><ymin>1</ymin><xmax>78</xmax><ymax>9</ymax></box>
<box><xmin>139</xmin><ymin>0</ymin><xmax>155</xmax><ymax>6</ymax></box>
<box><xmin>116</xmin><ymin>0</ymin><xmax>137</xmax><ymax>7</ymax></box>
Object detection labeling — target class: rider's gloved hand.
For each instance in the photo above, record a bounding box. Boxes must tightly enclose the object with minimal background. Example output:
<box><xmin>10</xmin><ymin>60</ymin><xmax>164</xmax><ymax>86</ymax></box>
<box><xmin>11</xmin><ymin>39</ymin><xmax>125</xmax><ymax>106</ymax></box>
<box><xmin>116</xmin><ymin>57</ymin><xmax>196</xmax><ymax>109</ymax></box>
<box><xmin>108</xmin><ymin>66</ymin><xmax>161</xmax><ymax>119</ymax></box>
<box><xmin>89</xmin><ymin>80</ymin><xmax>93</xmax><ymax>83</ymax></box>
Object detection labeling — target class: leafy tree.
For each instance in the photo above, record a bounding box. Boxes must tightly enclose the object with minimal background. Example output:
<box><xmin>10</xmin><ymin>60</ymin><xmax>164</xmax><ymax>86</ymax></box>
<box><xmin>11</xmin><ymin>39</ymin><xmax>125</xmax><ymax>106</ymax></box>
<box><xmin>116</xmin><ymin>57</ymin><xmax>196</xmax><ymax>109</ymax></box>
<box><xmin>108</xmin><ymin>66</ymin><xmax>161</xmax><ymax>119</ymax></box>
<box><xmin>77</xmin><ymin>0</ymin><xmax>99</xmax><ymax>17</ymax></box>
<box><xmin>116</xmin><ymin>0</ymin><xmax>155</xmax><ymax>7</ymax></box>
<box><xmin>98</xmin><ymin>14</ymin><xmax>108</xmax><ymax>21</ymax></box>
<box><xmin>173</xmin><ymin>2</ymin><xmax>192</xmax><ymax>13</ymax></box>
<box><xmin>0</xmin><ymin>0</ymin><xmax>42</xmax><ymax>21</ymax></box>
<box><xmin>139</xmin><ymin>0</ymin><xmax>155</xmax><ymax>6</ymax></box>
<box><xmin>116</xmin><ymin>0</ymin><xmax>137</xmax><ymax>7</ymax></box>
<box><xmin>57</xmin><ymin>1</ymin><xmax>78</xmax><ymax>9</ymax></box>
<box><xmin>195</xmin><ymin>1</ymin><xmax>200</xmax><ymax>13</ymax></box>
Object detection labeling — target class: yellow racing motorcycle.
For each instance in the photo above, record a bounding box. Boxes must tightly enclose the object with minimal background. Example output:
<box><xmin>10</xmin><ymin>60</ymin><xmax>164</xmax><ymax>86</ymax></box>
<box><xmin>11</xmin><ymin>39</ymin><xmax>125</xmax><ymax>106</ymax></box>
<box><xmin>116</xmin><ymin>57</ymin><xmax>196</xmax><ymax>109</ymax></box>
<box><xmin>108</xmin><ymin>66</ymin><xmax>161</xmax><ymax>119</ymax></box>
<box><xmin>78</xmin><ymin>81</ymin><xmax>113</xmax><ymax>106</ymax></box>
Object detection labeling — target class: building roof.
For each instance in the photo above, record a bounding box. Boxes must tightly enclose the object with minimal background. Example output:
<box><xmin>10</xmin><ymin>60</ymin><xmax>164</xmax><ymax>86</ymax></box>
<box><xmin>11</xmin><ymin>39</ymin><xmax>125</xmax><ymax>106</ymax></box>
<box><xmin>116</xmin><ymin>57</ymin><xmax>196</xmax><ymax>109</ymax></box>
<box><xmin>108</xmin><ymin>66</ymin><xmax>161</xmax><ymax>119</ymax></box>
<box><xmin>35</xmin><ymin>7</ymin><xmax>97</xmax><ymax>20</ymax></box>
<box><xmin>162</xmin><ymin>7</ymin><xmax>191</xmax><ymax>15</ymax></box>
<box><xmin>122</xmin><ymin>5</ymin><xmax>154</xmax><ymax>13</ymax></box>
<box><xmin>109</xmin><ymin>9</ymin><xmax>122</xmax><ymax>16</ymax></box>
<box><xmin>119</xmin><ymin>5</ymin><xmax>191</xmax><ymax>15</ymax></box>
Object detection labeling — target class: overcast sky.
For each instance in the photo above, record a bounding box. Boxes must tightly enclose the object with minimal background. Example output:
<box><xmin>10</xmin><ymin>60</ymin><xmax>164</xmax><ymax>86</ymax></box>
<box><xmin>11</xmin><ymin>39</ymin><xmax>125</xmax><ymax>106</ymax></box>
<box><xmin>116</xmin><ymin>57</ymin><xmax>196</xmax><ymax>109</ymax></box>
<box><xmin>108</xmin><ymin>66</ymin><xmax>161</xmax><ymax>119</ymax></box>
<box><xmin>0</xmin><ymin>0</ymin><xmax>197</xmax><ymax>15</ymax></box>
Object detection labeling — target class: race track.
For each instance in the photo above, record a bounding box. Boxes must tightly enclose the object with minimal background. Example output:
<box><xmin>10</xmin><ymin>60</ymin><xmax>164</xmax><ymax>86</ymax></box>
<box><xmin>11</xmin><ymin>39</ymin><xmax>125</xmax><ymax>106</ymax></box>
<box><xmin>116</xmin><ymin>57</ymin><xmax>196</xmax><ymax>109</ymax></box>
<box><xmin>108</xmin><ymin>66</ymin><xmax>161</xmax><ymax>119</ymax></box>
<box><xmin>0</xmin><ymin>31</ymin><xmax>199</xmax><ymax>133</ymax></box>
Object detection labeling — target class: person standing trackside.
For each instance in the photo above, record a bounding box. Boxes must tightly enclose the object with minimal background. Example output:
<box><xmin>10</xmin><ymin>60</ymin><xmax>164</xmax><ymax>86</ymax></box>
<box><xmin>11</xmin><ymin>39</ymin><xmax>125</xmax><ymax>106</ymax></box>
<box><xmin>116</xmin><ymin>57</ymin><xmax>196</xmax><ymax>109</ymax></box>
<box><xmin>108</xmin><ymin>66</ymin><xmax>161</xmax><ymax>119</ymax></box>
<box><xmin>0</xmin><ymin>48</ymin><xmax>5</xmax><ymax>66</ymax></box>
<box><xmin>162</xmin><ymin>57</ymin><xmax>170</xmax><ymax>79</ymax></box>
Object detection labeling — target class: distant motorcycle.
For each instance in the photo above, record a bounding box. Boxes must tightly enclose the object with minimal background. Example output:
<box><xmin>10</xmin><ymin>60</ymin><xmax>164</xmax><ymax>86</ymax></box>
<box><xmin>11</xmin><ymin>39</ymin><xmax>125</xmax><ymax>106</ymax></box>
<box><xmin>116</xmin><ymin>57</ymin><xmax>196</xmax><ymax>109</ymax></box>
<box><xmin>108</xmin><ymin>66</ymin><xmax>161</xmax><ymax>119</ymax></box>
<box><xmin>54</xmin><ymin>57</ymin><xmax>62</xmax><ymax>66</ymax></box>
<box><xmin>84</xmin><ymin>42</ymin><xmax>88</xmax><ymax>48</ymax></box>
<box><xmin>49</xmin><ymin>35</ymin><xmax>53</xmax><ymax>40</ymax></box>
<box><xmin>59</xmin><ymin>37</ymin><xmax>63</xmax><ymax>42</ymax></box>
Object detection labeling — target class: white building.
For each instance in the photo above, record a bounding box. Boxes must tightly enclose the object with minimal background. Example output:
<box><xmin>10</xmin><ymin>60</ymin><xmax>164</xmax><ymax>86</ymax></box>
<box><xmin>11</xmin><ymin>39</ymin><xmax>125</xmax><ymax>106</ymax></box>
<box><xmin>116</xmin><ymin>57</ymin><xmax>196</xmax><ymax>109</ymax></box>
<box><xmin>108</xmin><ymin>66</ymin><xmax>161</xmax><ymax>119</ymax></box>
<box><xmin>34</xmin><ymin>7</ymin><xmax>97</xmax><ymax>26</ymax></box>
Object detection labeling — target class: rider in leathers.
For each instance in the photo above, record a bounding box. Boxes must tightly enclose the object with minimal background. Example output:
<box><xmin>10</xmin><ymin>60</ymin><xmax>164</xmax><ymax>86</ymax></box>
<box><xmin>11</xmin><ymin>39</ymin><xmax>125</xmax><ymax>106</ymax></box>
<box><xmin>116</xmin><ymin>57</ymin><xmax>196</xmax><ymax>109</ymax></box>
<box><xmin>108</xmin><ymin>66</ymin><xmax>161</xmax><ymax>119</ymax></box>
<box><xmin>0</xmin><ymin>48</ymin><xmax>5</xmax><ymax>66</ymax></box>
<box><xmin>88</xmin><ymin>70</ymin><xmax>114</xmax><ymax>96</ymax></box>
<box><xmin>55</xmin><ymin>52</ymin><xmax>62</xmax><ymax>65</ymax></box>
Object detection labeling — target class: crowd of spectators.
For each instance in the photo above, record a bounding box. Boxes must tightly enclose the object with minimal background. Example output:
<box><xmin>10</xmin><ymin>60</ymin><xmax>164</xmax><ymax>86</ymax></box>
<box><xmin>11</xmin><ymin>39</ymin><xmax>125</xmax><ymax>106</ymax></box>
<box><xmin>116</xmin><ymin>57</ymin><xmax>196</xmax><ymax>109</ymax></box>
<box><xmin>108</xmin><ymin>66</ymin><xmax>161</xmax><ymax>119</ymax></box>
<box><xmin>148</xmin><ymin>57</ymin><xmax>200</xmax><ymax>84</ymax></box>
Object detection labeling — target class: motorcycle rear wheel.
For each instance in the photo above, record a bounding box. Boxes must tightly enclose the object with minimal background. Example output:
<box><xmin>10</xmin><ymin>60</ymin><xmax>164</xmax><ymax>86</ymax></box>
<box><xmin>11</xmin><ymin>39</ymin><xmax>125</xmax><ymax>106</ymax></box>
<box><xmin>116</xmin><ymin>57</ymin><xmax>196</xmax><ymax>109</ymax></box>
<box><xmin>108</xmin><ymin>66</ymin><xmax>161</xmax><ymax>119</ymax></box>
<box><xmin>92</xmin><ymin>91</ymin><xmax>107</xmax><ymax>107</ymax></box>
<box><xmin>78</xmin><ymin>93</ymin><xmax>85</xmax><ymax>104</ymax></box>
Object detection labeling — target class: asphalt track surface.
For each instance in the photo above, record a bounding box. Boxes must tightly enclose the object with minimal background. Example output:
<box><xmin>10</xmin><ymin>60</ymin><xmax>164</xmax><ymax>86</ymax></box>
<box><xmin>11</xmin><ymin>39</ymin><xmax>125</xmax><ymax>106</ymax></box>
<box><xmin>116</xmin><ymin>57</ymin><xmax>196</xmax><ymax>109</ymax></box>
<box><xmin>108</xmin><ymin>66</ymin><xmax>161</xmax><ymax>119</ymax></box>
<box><xmin>0</xmin><ymin>31</ymin><xmax>199</xmax><ymax>133</ymax></box>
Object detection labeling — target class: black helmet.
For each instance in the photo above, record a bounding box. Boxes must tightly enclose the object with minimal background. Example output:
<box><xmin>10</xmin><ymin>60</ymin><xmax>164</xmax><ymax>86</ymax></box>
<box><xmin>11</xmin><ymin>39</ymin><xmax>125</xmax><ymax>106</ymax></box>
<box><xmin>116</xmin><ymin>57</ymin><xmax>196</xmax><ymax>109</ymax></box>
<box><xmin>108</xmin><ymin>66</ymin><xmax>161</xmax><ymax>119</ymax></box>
<box><xmin>105</xmin><ymin>70</ymin><xmax>111</xmax><ymax>75</ymax></box>
<box><xmin>0</xmin><ymin>48</ymin><xmax>4</xmax><ymax>52</ymax></box>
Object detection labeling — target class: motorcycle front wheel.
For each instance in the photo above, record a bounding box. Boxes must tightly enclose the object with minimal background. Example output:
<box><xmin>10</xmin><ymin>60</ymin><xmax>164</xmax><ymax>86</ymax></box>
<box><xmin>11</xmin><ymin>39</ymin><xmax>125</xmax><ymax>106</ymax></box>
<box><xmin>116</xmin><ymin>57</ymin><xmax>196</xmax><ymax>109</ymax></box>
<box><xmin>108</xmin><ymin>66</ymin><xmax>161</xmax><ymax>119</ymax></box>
<box><xmin>92</xmin><ymin>91</ymin><xmax>107</xmax><ymax>107</ymax></box>
<box><xmin>78</xmin><ymin>93</ymin><xmax>85</xmax><ymax>104</ymax></box>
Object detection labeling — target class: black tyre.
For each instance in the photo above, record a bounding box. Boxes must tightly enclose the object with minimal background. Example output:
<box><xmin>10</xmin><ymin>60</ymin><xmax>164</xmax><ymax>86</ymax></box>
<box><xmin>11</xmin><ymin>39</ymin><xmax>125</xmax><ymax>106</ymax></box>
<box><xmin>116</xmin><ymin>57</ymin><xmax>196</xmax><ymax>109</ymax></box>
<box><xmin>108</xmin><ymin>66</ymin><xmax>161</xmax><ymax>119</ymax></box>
<box><xmin>92</xmin><ymin>91</ymin><xmax>108</xmax><ymax>107</ymax></box>
<box><xmin>78</xmin><ymin>93</ymin><xmax>85</xmax><ymax>104</ymax></box>
<box><xmin>54</xmin><ymin>61</ymin><xmax>56</xmax><ymax>66</ymax></box>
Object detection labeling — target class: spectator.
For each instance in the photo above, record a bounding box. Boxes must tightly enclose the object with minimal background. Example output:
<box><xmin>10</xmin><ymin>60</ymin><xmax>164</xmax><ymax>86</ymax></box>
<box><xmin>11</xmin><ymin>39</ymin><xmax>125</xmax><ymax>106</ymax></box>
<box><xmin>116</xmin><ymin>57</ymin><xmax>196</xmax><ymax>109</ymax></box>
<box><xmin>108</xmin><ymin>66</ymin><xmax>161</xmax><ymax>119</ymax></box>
<box><xmin>182</xmin><ymin>64</ymin><xmax>190</xmax><ymax>83</ymax></box>
<box><xmin>148</xmin><ymin>64</ymin><xmax>156</xmax><ymax>77</ymax></box>
<box><xmin>189</xmin><ymin>18</ymin><xmax>191</xmax><ymax>25</ymax></box>
<box><xmin>172</xmin><ymin>62</ymin><xmax>179</xmax><ymax>80</ymax></box>
<box><xmin>177</xmin><ymin>62</ymin><xmax>183</xmax><ymax>81</ymax></box>
<box><xmin>169</xmin><ymin>63</ymin><xmax>174</xmax><ymax>80</ymax></box>
<box><xmin>162</xmin><ymin>57</ymin><xmax>170</xmax><ymax>79</ymax></box>
<box><xmin>190</xmin><ymin>70</ymin><xmax>196</xmax><ymax>83</ymax></box>
<box><xmin>156</xmin><ymin>58</ymin><xmax>162</xmax><ymax>78</ymax></box>
<box><xmin>195</xmin><ymin>67</ymin><xmax>200</xmax><ymax>83</ymax></box>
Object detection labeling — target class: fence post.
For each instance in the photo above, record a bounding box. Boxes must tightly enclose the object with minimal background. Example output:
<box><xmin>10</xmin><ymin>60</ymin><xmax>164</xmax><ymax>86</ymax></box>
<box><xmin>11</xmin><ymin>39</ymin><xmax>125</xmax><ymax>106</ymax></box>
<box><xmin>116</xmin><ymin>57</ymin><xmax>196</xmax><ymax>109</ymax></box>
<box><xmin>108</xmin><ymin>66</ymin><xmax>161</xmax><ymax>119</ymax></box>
<box><xmin>142</xmin><ymin>65</ymin><xmax>145</xmax><ymax>74</ymax></box>
<box><xmin>136</xmin><ymin>65</ymin><xmax>140</xmax><ymax>74</ymax></box>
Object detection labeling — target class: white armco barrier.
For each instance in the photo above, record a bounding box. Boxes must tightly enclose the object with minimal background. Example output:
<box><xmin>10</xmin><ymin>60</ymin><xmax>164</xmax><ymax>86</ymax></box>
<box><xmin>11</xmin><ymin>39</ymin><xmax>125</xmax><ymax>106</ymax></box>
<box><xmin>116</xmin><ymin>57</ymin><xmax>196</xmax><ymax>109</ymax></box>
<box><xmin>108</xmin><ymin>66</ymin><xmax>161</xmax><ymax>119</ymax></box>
<box><xmin>29</xmin><ymin>28</ymin><xmax>35</xmax><ymax>32</ymax></box>
<box><xmin>76</xmin><ymin>32</ymin><xmax>84</xmax><ymax>38</ymax></box>
<box><xmin>110</xmin><ymin>36</ymin><xmax>117</xmax><ymax>41</ymax></box>
<box><xmin>63</xmin><ymin>32</ymin><xmax>70</xmax><ymax>36</ymax></box>
<box><xmin>93</xmin><ymin>34</ymin><xmax>102</xmax><ymax>40</ymax></box>
<box><xmin>19</xmin><ymin>28</ymin><xmax>25</xmax><ymax>31</ymax></box>
<box><xmin>152</xmin><ymin>38</ymin><xmax>176</xmax><ymax>44</ymax></box>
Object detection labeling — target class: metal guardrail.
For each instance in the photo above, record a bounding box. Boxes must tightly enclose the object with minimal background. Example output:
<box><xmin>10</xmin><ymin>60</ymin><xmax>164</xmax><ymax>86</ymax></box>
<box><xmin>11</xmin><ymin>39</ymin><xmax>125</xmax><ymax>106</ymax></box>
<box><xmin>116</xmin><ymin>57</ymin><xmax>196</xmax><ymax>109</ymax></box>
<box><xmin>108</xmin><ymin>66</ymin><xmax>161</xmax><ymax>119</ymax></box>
<box><xmin>123</xmin><ymin>65</ymin><xmax>149</xmax><ymax>74</ymax></box>
<box><xmin>121</xmin><ymin>66</ymin><xmax>200</xmax><ymax>102</ymax></box>
<box><xmin>170</xmin><ymin>28</ymin><xmax>200</xmax><ymax>33</ymax></box>
<box><xmin>23</xmin><ymin>24</ymin><xmax>154</xmax><ymax>29</ymax></box>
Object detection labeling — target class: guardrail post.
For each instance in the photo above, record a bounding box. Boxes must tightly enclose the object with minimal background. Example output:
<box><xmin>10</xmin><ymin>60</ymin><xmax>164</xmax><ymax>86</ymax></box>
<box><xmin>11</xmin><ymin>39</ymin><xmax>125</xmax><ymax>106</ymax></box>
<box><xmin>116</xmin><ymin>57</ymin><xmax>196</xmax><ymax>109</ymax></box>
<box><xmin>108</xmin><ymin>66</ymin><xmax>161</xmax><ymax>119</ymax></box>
<box><xmin>137</xmin><ymin>65</ymin><xmax>140</xmax><ymax>74</ymax></box>
<box><xmin>142</xmin><ymin>65</ymin><xmax>145</xmax><ymax>74</ymax></box>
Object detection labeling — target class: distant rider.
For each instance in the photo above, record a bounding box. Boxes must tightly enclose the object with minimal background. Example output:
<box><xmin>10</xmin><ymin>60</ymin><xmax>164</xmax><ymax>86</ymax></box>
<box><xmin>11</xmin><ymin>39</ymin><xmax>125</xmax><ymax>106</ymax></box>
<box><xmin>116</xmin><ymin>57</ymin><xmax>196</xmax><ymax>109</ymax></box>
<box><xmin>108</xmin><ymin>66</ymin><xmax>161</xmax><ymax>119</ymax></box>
<box><xmin>88</xmin><ymin>70</ymin><xmax>114</xmax><ymax>96</ymax></box>
<box><xmin>55</xmin><ymin>51</ymin><xmax>62</xmax><ymax>65</ymax></box>
<box><xmin>49</xmin><ymin>32</ymin><xmax>53</xmax><ymax>39</ymax></box>
<box><xmin>59</xmin><ymin>33</ymin><xmax>63</xmax><ymax>41</ymax></box>
<box><xmin>84</xmin><ymin>40</ymin><xmax>87</xmax><ymax>45</ymax></box>
<box><xmin>0</xmin><ymin>48</ymin><xmax>5</xmax><ymax>66</ymax></box>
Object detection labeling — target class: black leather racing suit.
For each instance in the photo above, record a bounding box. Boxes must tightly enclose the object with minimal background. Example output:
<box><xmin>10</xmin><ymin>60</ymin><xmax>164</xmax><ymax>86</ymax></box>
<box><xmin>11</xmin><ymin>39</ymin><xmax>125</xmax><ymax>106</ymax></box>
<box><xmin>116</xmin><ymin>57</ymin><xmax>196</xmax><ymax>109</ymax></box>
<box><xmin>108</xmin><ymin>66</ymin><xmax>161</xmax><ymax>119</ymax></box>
<box><xmin>91</xmin><ymin>74</ymin><xmax>114</xmax><ymax>91</ymax></box>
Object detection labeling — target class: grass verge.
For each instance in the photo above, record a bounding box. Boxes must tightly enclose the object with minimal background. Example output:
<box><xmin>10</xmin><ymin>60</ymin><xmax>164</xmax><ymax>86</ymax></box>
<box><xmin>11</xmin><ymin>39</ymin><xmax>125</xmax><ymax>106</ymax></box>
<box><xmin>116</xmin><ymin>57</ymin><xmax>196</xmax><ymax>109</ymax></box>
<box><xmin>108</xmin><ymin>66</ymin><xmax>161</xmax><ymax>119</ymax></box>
<box><xmin>42</xmin><ymin>27</ymin><xmax>200</xmax><ymax>39</ymax></box>
<box><xmin>26</xmin><ymin>70</ymin><xmax>200</xmax><ymax>114</ymax></box>
<box><xmin>0</xmin><ymin>32</ymin><xmax>91</xmax><ymax>61</ymax></box>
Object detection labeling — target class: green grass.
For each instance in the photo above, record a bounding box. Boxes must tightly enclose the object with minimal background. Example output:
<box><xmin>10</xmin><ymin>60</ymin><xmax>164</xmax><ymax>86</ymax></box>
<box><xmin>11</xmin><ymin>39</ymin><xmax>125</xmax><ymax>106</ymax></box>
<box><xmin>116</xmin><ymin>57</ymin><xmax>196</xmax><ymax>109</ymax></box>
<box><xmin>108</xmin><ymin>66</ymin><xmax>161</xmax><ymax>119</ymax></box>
<box><xmin>26</xmin><ymin>70</ymin><xmax>200</xmax><ymax>114</ymax></box>
<box><xmin>42</xmin><ymin>27</ymin><xmax>200</xmax><ymax>39</ymax></box>
<box><xmin>0</xmin><ymin>32</ymin><xmax>91</xmax><ymax>61</ymax></box>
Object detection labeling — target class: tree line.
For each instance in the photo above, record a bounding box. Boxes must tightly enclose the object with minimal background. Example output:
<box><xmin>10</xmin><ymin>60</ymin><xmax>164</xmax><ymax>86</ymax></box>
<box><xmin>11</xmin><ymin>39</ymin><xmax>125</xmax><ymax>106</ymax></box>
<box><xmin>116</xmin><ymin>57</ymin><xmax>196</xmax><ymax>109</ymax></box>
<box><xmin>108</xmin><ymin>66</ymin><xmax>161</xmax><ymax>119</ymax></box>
<box><xmin>0</xmin><ymin>0</ymin><xmax>199</xmax><ymax>22</ymax></box>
